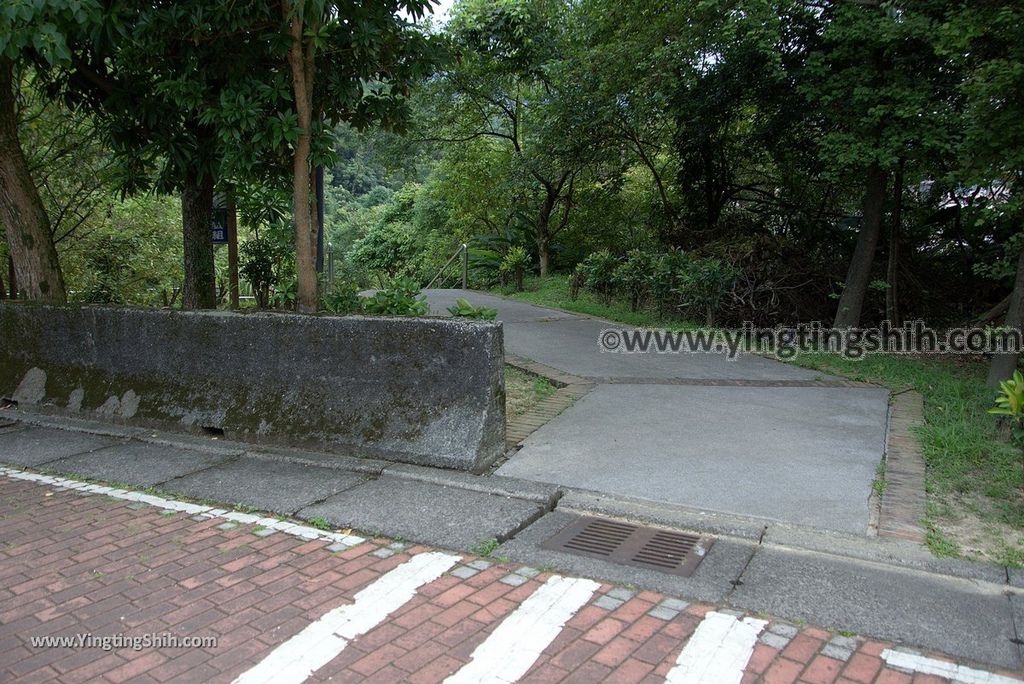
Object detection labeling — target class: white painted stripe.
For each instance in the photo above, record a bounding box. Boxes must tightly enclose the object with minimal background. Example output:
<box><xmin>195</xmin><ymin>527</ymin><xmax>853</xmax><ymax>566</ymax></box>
<box><xmin>665</xmin><ymin>611</ymin><xmax>767</xmax><ymax>684</ymax></box>
<box><xmin>445</xmin><ymin>575</ymin><xmax>601</xmax><ymax>684</ymax></box>
<box><xmin>882</xmin><ymin>648</ymin><xmax>1020</xmax><ymax>684</ymax></box>
<box><xmin>0</xmin><ymin>466</ymin><xmax>366</xmax><ymax>549</ymax></box>
<box><xmin>233</xmin><ymin>551</ymin><xmax>460</xmax><ymax>684</ymax></box>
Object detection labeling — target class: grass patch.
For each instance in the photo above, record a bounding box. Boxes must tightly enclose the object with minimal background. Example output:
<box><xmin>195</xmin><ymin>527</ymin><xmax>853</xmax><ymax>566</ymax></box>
<box><xmin>492</xmin><ymin>275</ymin><xmax>1024</xmax><ymax>563</ymax></box>
<box><xmin>469</xmin><ymin>538</ymin><xmax>500</xmax><ymax>557</ymax></box>
<box><xmin>505</xmin><ymin>365</ymin><xmax>557</xmax><ymax>419</ymax></box>
<box><xmin>872</xmin><ymin>460</ymin><xmax>887</xmax><ymax>497</ymax></box>
<box><xmin>308</xmin><ymin>516</ymin><xmax>332</xmax><ymax>531</ymax></box>
<box><xmin>489</xmin><ymin>275</ymin><xmax>700</xmax><ymax>329</ymax></box>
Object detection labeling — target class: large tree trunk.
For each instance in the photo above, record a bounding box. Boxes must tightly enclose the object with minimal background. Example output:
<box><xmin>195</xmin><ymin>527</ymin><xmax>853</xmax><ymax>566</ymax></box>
<box><xmin>885</xmin><ymin>159</ymin><xmax>904</xmax><ymax>325</ymax></box>
<box><xmin>284</xmin><ymin>1</ymin><xmax>317</xmax><ymax>313</ymax></box>
<box><xmin>833</xmin><ymin>163</ymin><xmax>887</xmax><ymax>328</ymax></box>
<box><xmin>987</xmin><ymin>247</ymin><xmax>1024</xmax><ymax>388</ymax></box>
<box><xmin>0</xmin><ymin>58</ymin><xmax>66</xmax><ymax>303</ymax></box>
<box><xmin>180</xmin><ymin>169</ymin><xmax>216</xmax><ymax>309</ymax></box>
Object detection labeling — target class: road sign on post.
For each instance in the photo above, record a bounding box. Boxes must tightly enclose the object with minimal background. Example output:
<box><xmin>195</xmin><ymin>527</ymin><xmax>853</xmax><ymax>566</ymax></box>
<box><xmin>212</xmin><ymin>193</ymin><xmax>228</xmax><ymax>244</ymax></box>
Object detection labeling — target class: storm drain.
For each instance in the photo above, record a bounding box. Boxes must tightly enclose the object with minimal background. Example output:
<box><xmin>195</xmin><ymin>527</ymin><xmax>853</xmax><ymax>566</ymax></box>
<box><xmin>541</xmin><ymin>516</ymin><xmax>713</xmax><ymax>577</ymax></box>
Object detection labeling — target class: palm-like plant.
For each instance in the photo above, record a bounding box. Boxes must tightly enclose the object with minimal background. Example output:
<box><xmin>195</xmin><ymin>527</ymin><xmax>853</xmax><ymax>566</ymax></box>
<box><xmin>990</xmin><ymin>370</ymin><xmax>1024</xmax><ymax>487</ymax></box>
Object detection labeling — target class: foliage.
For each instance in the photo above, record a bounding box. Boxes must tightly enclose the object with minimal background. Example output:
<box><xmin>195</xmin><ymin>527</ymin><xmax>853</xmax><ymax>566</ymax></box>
<box><xmin>499</xmin><ymin>245</ymin><xmax>531</xmax><ymax>291</ymax></box>
<box><xmin>319</xmin><ymin>281</ymin><xmax>362</xmax><ymax>315</ymax></box>
<box><xmin>447</xmin><ymin>297</ymin><xmax>497</xmax><ymax>321</ymax></box>
<box><xmin>575</xmin><ymin>250</ymin><xmax>618</xmax><ymax>298</ymax></box>
<box><xmin>360</xmin><ymin>277</ymin><xmax>430</xmax><ymax>317</ymax></box>
<box><xmin>673</xmin><ymin>257</ymin><xmax>740</xmax><ymax>327</ymax></box>
<box><xmin>240</xmin><ymin>224</ymin><xmax>294</xmax><ymax>309</ymax></box>
<box><xmin>612</xmin><ymin>250</ymin><xmax>655</xmax><ymax>312</ymax></box>
<box><xmin>58</xmin><ymin>195</ymin><xmax>182</xmax><ymax>307</ymax></box>
<box><xmin>271</xmin><ymin>279</ymin><xmax>298</xmax><ymax>311</ymax></box>
<box><xmin>991</xmin><ymin>370</ymin><xmax>1024</xmax><ymax>489</ymax></box>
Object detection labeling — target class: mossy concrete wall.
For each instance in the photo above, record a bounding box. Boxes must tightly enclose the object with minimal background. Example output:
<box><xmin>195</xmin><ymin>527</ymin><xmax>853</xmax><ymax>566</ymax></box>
<box><xmin>0</xmin><ymin>304</ymin><xmax>506</xmax><ymax>472</ymax></box>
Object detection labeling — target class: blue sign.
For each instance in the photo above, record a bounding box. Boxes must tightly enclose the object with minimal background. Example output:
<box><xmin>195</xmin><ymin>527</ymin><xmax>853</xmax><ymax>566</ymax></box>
<box><xmin>212</xmin><ymin>207</ymin><xmax>228</xmax><ymax>244</ymax></box>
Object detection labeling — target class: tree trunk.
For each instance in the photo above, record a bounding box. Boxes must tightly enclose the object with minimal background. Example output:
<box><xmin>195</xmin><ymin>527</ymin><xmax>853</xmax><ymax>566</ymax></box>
<box><xmin>536</xmin><ymin>191</ymin><xmax>555</xmax><ymax>277</ymax></box>
<box><xmin>885</xmin><ymin>159</ymin><xmax>904</xmax><ymax>325</ymax></box>
<box><xmin>987</xmin><ymin>246</ymin><xmax>1024</xmax><ymax>388</ymax></box>
<box><xmin>180</xmin><ymin>169</ymin><xmax>216</xmax><ymax>309</ymax></box>
<box><xmin>227</xmin><ymin>194</ymin><xmax>239</xmax><ymax>309</ymax></box>
<box><xmin>0</xmin><ymin>260</ymin><xmax>5</xmax><ymax>300</ymax></box>
<box><xmin>537</xmin><ymin>240</ymin><xmax>550</xmax><ymax>277</ymax></box>
<box><xmin>0</xmin><ymin>58</ymin><xmax>66</xmax><ymax>303</ymax></box>
<box><xmin>284</xmin><ymin>1</ymin><xmax>317</xmax><ymax>313</ymax></box>
<box><xmin>7</xmin><ymin>254</ymin><xmax>16</xmax><ymax>298</ymax></box>
<box><xmin>833</xmin><ymin>163</ymin><xmax>887</xmax><ymax>328</ymax></box>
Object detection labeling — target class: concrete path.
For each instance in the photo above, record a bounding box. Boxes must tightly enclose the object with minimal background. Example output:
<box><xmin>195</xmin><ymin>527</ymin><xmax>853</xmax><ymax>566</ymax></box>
<box><xmin>424</xmin><ymin>289</ymin><xmax>890</xmax><ymax>535</ymax></box>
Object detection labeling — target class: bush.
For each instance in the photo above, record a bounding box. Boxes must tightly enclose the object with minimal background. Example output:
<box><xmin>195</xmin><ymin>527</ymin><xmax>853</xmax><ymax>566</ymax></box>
<box><xmin>499</xmin><ymin>246</ymin><xmax>531</xmax><ymax>291</ymax></box>
<box><xmin>575</xmin><ymin>250</ymin><xmax>619</xmax><ymax>298</ymax></box>
<box><xmin>240</xmin><ymin>237</ymin><xmax>278</xmax><ymax>309</ymax></box>
<box><xmin>648</xmin><ymin>250</ymin><xmax>690</xmax><ymax>315</ymax></box>
<box><xmin>320</xmin><ymin>281</ymin><xmax>361</xmax><ymax>314</ymax></box>
<box><xmin>447</xmin><ymin>297</ymin><xmax>498</xmax><ymax>320</ymax></box>
<box><xmin>673</xmin><ymin>257</ymin><xmax>739</xmax><ymax>326</ymax></box>
<box><xmin>612</xmin><ymin>250</ymin><xmax>656</xmax><ymax>312</ymax></box>
<box><xmin>240</xmin><ymin>229</ymin><xmax>293</xmax><ymax>309</ymax></box>
<box><xmin>361</xmin><ymin>277</ymin><xmax>430</xmax><ymax>316</ymax></box>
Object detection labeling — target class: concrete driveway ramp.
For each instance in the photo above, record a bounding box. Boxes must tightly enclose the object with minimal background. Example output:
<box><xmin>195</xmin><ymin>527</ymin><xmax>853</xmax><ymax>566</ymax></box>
<box><xmin>423</xmin><ymin>290</ymin><xmax>891</xmax><ymax>536</ymax></box>
<box><xmin>499</xmin><ymin>384</ymin><xmax>889</xmax><ymax>534</ymax></box>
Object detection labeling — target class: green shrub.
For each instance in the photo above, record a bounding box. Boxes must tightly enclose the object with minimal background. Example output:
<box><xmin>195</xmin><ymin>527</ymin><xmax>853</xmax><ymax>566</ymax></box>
<box><xmin>240</xmin><ymin>236</ymin><xmax>279</xmax><ymax>309</ymax></box>
<box><xmin>271</xmin><ymin>279</ymin><xmax>298</xmax><ymax>310</ymax></box>
<box><xmin>447</xmin><ymin>297</ymin><xmax>498</xmax><ymax>320</ymax></box>
<box><xmin>499</xmin><ymin>246</ymin><xmax>531</xmax><ymax>291</ymax></box>
<box><xmin>991</xmin><ymin>369</ymin><xmax>1024</xmax><ymax>488</ymax></box>
<box><xmin>673</xmin><ymin>257</ymin><xmax>739</xmax><ymax>326</ymax></box>
<box><xmin>361</xmin><ymin>277</ymin><xmax>430</xmax><ymax>316</ymax></box>
<box><xmin>612</xmin><ymin>250</ymin><xmax>656</xmax><ymax>312</ymax></box>
<box><xmin>320</xmin><ymin>281</ymin><xmax>361</xmax><ymax>315</ymax></box>
<box><xmin>575</xmin><ymin>250</ymin><xmax>619</xmax><ymax>298</ymax></box>
<box><xmin>648</xmin><ymin>250</ymin><xmax>690</xmax><ymax>315</ymax></box>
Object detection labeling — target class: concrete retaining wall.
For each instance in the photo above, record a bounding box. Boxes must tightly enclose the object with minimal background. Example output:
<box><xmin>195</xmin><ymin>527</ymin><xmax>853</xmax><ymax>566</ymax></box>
<box><xmin>0</xmin><ymin>304</ymin><xmax>505</xmax><ymax>472</ymax></box>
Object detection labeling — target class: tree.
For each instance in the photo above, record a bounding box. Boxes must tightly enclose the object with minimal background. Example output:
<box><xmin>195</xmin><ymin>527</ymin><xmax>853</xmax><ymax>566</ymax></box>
<box><xmin>0</xmin><ymin>0</ymin><xmax>98</xmax><ymax>302</ymax></box>
<box><xmin>937</xmin><ymin>2</ymin><xmax>1024</xmax><ymax>385</ymax></box>
<box><xmin>804</xmin><ymin>1</ymin><xmax>956</xmax><ymax>328</ymax></box>
<box><xmin>279</xmin><ymin>0</ymin><xmax>442</xmax><ymax>311</ymax></box>
<box><xmin>422</xmin><ymin>0</ymin><xmax>597</xmax><ymax>275</ymax></box>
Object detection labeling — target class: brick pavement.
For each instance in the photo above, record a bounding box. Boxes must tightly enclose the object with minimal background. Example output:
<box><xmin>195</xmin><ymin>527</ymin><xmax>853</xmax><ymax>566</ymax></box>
<box><xmin>0</xmin><ymin>472</ymin><xmax>1020</xmax><ymax>684</ymax></box>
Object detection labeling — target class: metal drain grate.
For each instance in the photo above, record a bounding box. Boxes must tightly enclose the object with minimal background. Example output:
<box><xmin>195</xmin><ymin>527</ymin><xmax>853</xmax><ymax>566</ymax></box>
<box><xmin>542</xmin><ymin>516</ymin><xmax>713</xmax><ymax>577</ymax></box>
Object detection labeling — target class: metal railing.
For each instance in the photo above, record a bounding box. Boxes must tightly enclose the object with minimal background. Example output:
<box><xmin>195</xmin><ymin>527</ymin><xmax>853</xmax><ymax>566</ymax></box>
<box><xmin>426</xmin><ymin>243</ymin><xmax>469</xmax><ymax>290</ymax></box>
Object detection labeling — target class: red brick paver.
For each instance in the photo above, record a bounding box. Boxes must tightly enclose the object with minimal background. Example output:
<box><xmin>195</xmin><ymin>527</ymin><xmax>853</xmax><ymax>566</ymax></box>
<box><xmin>0</xmin><ymin>474</ymin><xmax>1020</xmax><ymax>683</ymax></box>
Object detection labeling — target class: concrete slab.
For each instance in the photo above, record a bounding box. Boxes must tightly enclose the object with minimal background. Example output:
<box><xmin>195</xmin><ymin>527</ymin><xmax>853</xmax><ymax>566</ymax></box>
<box><xmin>0</xmin><ymin>426</ymin><xmax>123</xmax><ymax>467</ymax></box>
<box><xmin>45</xmin><ymin>440</ymin><xmax>227</xmax><ymax>487</ymax></box>
<box><xmin>498</xmin><ymin>384</ymin><xmax>890</xmax><ymax>534</ymax></box>
<box><xmin>729</xmin><ymin>546</ymin><xmax>1022</xmax><ymax>670</ymax></box>
<box><xmin>297</xmin><ymin>476</ymin><xmax>546</xmax><ymax>552</ymax></box>
<box><xmin>160</xmin><ymin>457</ymin><xmax>367</xmax><ymax>514</ymax></box>
<box><xmin>383</xmin><ymin>462</ymin><xmax>562</xmax><ymax>506</ymax></box>
<box><xmin>495</xmin><ymin>511</ymin><xmax>756</xmax><ymax>603</ymax></box>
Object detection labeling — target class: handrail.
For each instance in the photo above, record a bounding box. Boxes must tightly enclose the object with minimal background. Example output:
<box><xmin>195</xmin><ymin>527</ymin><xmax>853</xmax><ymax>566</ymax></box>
<box><xmin>426</xmin><ymin>243</ymin><xmax>468</xmax><ymax>289</ymax></box>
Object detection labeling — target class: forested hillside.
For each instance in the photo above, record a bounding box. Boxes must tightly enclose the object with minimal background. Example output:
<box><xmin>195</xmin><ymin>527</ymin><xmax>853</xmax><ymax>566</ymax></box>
<box><xmin>324</xmin><ymin>0</ymin><xmax>1021</xmax><ymax>332</ymax></box>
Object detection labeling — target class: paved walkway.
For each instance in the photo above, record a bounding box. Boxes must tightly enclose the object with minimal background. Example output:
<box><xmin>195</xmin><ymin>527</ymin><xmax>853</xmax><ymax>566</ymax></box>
<box><xmin>3</xmin><ymin>473</ymin><xmax>1020</xmax><ymax>684</ymax></box>
<box><xmin>424</xmin><ymin>290</ymin><xmax>890</xmax><ymax>534</ymax></box>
